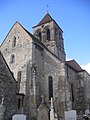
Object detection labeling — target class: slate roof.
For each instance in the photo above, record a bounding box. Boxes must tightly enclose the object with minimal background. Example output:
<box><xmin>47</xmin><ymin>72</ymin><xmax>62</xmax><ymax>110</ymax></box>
<box><xmin>66</xmin><ymin>60</ymin><xmax>83</xmax><ymax>72</ymax></box>
<box><xmin>33</xmin><ymin>13</ymin><xmax>63</xmax><ymax>32</ymax></box>
<box><xmin>36</xmin><ymin>13</ymin><xmax>53</xmax><ymax>26</ymax></box>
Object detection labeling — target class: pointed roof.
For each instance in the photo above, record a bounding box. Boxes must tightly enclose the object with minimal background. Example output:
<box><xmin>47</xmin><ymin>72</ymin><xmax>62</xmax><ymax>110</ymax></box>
<box><xmin>33</xmin><ymin>13</ymin><xmax>63</xmax><ymax>32</ymax></box>
<box><xmin>37</xmin><ymin>13</ymin><xmax>53</xmax><ymax>26</ymax></box>
<box><xmin>33</xmin><ymin>13</ymin><xmax>53</xmax><ymax>28</ymax></box>
<box><xmin>1</xmin><ymin>21</ymin><xmax>35</xmax><ymax>47</ymax></box>
<box><xmin>66</xmin><ymin>60</ymin><xmax>83</xmax><ymax>72</ymax></box>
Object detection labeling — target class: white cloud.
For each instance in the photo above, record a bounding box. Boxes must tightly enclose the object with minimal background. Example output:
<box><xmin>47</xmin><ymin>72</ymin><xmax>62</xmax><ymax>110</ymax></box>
<box><xmin>66</xmin><ymin>58</ymin><xmax>72</xmax><ymax>61</ymax></box>
<box><xmin>81</xmin><ymin>63</ymin><xmax>90</xmax><ymax>74</ymax></box>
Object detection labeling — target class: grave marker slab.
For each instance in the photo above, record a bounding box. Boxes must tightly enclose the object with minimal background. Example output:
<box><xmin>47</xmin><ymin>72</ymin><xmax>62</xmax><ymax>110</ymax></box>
<box><xmin>65</xmin><ymin>110</ymin><xmax>77</xmax><ymax>120</ymax></box>
<box><xmin>12</xmin><ymin>114</ymin><xmax>27</xmax><ymax>120</ymax></box>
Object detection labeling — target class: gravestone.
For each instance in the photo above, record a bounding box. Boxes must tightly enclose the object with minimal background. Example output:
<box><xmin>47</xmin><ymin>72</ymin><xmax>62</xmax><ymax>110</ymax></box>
<box><xmin>65</xmin><ymin>110</ymin><xmax>77</xmax><ymax>120</ymax></box>
<box><xmin>50</xmin><ymin>98</ymin><xmax>58</xmax><ymax>120</ymax></box>
<box><xmin>12</xmin><ymin>114</ymin><xmax>27</xmax><ymax>120</ymax></box>
<box><xmin>0</xmin><ymin>97</ymin><xmax>6</xmax><ymax>120</ymax></box>
<box><xmin>37</xmin><ymin>94</ymin><xmax>49</xmax><ymax>120</ymax></box>
<box><xmin>85</xmin><ymin>109</ymin><xmax>90</xmax><ymax>115</ymax></box>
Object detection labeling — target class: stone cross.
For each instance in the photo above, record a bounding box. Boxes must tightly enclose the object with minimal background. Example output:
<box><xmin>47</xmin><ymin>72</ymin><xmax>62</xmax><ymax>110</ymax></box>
<box><xmin>37</xmin><ymin>94</ymin><xmax>49</xmax><ymax>120</ymax></box>
<box><xmin>0</xmin><ymin>96</ymin><xmax>5</xmax><ymax>120</ymax></box>
<box><xmin>1</xmin><ymin>96</ymin><xmax>4</xmax><ymax>106</ymax></box>
<box><xmin>41</xmin><ymin>94</ymin><xmax>45</xmax><ymax>104</ymax></box>
<box><xmin>51</xmin><ymin>98</ymin><xmax>53</xmax><ymax>108</ymax></box>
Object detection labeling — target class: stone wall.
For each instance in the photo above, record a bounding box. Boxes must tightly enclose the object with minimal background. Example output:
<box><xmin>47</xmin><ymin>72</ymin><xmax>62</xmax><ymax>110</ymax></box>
<box><xmin>77</xmin><ymin>71</ymin><xmax>90</xmax><ymax>111</ymax></box>
<box><xmin>0</xmin><ymin>52</ymin><xmax>17</xmax><ymax>120</ymax></box>
<box><xmin>65</xmin><ymin>65</ymin><xmax>90</xmax><ymax>113</ymax></box>
<box><xmin>0</xmin><ymin>22</ymin><xmax>32</xmax><ymax>83</ymax></box>
<box><xmin>32</xmin><ymin>41</ymin><xmax>66</xmax><ymax>119</ymax></box>
<box><xmin>0</xmin><ymin>22</ymin><xmax>33</xmax><ymax>119</ymax></box>
<box><xmin>65</xmin><ymin>65</ymin><xmax>79</xmax><ymax>110</ymax></box>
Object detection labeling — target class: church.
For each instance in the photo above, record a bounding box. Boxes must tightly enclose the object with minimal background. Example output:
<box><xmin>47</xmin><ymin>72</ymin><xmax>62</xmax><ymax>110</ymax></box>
<box><xmin>0</xmin><ymin>13</ymin><xmax>90</xmax><ymax>120</ymax></box>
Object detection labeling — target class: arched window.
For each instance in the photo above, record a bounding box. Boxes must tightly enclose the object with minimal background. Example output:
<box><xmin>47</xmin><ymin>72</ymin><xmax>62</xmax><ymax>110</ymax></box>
<box><xmin>17</xmin><ymin>71</ymin><xmax>21</xmax><ymax>81</ymax></box>
<box><xmin>47</xmin><ymin>29</ymin><xmax>50</xmax><ymax>40</ymax></box>
<box><xmin>10</xmin><ymin>54</ymin><xmax>15</xmax><ymax>63</ymax></box>
<box><xmin>48</xmin><ymin>76</ymin><xmax>53</xmax><ymax>100</ymax></box>
<box><xmin>18</xmin><ymin>98</ymin><xmax>21</xmax><ymax>109</ymax></box>
<box><xmin>71</xmin><ymin>84</ymin><xmax>74</xmax><ymax>102</ymax></box>
<box><xmin>17</xmin><ymin>71</ymin><xmax>21</xmax><ymax>92</ymax></box>
<box><xmin>17</xmin><ymin>95</ymin><xmax>24</xmax><ymax>109</ymax></box>
<box><xmin>38</xmin><ymin>32</ymin><xmax>42</xmax><ymax>41</ymax></box>
<box><xmin>12</xmin><ymin>36</ymin><xmax>16</xmax><ymax>47</ymax></box>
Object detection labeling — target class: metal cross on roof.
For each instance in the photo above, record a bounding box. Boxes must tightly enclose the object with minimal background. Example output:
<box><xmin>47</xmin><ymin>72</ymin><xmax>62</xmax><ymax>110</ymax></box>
<box><xmin>47</xmin><ymin>5</ymin><xmax>49</xmax><ymax>13</ymax></box>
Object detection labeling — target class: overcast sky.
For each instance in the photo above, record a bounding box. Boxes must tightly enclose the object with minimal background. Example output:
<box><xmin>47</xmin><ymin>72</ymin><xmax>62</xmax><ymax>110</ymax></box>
<box><xmin>0</xmin><ymin>0</ymin><xmax>90</xmax><ymax>74</ymax></box>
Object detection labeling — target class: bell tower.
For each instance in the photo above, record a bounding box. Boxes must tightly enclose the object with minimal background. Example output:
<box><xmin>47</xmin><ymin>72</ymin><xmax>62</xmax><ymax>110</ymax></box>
<box><xmin>33</xmin><ymin>13</ymin><xmax>66</xmax><ymax>61</ymax></box>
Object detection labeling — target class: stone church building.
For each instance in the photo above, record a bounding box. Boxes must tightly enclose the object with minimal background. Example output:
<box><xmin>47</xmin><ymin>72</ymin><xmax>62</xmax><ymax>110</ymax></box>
<box><xmin>0</xmin><ymin>13</ymin><xmax>90</xmax><ymax>120</ymax></box>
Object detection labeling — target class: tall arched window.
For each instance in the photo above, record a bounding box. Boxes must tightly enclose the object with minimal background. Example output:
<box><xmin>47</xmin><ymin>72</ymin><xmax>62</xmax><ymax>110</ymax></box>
<box><xmin>47</xmin><ymin>29</ymin><xmax>50</xmax><ymax>40</ymax></box>
<box><xmin>71</xmin><ymin>83</ymin><xmax>74</xmax><ymax>102</ymax></box>
<box><xmin>12</xmin><ymin>36</ymin><xmax>16</xmax><ymax>47</ymax></box>
<box><xmin>48</xmin><ymin>76</ymin><xmax>53</xmax><ymax>100</ymax></box>
<box><xmin>38</xmin><ymin>32</ymin><xmax>42</xmax><ymax>41</ymax></box>
<box><xmin>17</xmin><ymin>71</ymin><xmax>21</xmax><ymax>92</ymax></box>
<box><xmin>10</xmin><ymin>54</ymin><xmax>15</xmax><ymax>63</ymax></box>
<box><xmin>18</xmin><ymin>98</ymin><xmax>21</xmax><ymax>109</ymax></box>
<box><xmin>17</xmin><ymin>71</ymin><xmax>21</xmax><ymax>81</ymax></box>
